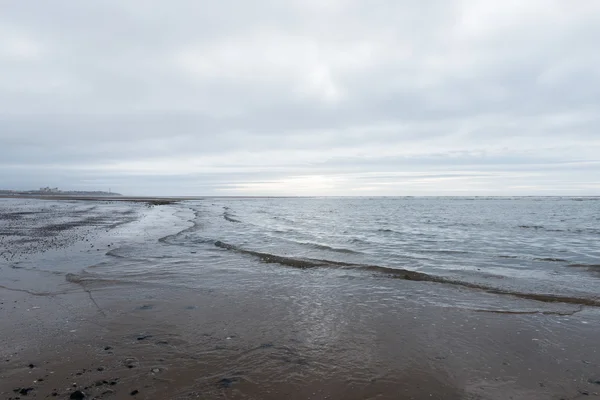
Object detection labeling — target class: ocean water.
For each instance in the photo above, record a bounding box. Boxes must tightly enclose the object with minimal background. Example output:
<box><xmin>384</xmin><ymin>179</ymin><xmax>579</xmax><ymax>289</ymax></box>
<box><xmin>89</xmin><ymin>197</ymin><xmax>600</xmax><ymax>309</ymax></box>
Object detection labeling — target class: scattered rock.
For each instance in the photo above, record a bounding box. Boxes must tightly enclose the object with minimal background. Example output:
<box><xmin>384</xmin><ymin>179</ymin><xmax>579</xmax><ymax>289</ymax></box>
<box><xmin>19</xmin><ymin>387</ymin><xmax>34</xmax><ymax>395</ymax></box>
<box><xmin>104</xmin><ymin>346</ymin><xmax>112</xmax><ymax>351</ymax></box>
<box><xmin>130</xmin><ymin>390</ymin><xmax>139</xmax><ymax>396</ymax></box>
<box><xmin>589</xmin><ymin>379</ymin><xmax>600</xmax><ymax>385</ymax></box>
<box><xmin>28</xmin><ymin>364</ymin><xmax>35</xmax><ymax>369</ymax></box>
<box><xmin>97</xmin><ymin>366</ymin><xmax>105</xmax><ymax>371</ymax></box>
<box><xmin>69</xmin><ymin>390</ymin><xmax>86</xmax><ymax>400</ymax></box>
<box><xmin>151</xmin><ymin>368</ymin><xmax>160</xmax><ymax>373</ymax></box>
<box><xmin>137</xmin><ymin>304</ymin><xmax>153</xmax><ymax>310</ymax></box>
<box><xmin>218</xmin><ymin>378</ymin><xmax>235</xmax><ymax>388</ymax></box>
<box><xmin>136</xmin><ymin>335</ymin><xmax>152</xmax><ymax>341</ymax></box>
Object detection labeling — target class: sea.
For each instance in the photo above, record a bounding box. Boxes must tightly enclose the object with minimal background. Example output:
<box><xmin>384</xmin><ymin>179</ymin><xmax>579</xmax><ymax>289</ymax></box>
<box><xmin>94</xmin><ymin>197</ymin><xmax>600</xmax><ymax>309</ymax></box>
<box><xmin>2</xmin><ymin>197</ymin><xmax>600</xmax><ymax>310</ymax></box>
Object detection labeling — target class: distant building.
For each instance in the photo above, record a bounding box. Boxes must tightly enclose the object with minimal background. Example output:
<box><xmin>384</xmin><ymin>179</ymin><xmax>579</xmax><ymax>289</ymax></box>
<box><xmin>39</xmin><ymin>187</ymin><xmax>60</xmax><ymax>193</ymax></box>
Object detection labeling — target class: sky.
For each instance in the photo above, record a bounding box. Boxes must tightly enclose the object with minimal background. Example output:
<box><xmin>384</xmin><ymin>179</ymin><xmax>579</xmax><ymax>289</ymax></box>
<box><xmin>1</xmin><ymin>1</ymin><xmax>599</xmax><ymax>196</ymax></box>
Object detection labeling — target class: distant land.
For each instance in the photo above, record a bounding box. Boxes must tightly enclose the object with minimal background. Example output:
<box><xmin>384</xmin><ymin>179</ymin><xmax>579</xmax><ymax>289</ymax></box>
<box><xmin>0</xmin><ymin>187</ymin><xmax>121</xmax><ymax>197</ymax></box>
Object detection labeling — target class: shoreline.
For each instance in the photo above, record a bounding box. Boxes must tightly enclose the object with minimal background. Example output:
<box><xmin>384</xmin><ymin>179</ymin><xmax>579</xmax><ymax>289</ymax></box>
<box><xmin>2</xmin><ymin>198</ymin><xmax>600</xmax><ymax>399</ymax></box>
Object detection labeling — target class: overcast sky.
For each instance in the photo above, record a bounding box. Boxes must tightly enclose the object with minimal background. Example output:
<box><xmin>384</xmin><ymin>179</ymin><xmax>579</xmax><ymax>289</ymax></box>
<box><xmin>1</xmin><ymin>1</ymin><xmax>599</xmax><ymax>196</ymax></box>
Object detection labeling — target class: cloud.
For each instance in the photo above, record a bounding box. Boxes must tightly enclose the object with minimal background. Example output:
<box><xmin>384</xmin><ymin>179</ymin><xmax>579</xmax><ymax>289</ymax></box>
<box><xmin>1</xmin><ymin>0</ymin><xmax>599</xmax><ymax>195</ymax></box>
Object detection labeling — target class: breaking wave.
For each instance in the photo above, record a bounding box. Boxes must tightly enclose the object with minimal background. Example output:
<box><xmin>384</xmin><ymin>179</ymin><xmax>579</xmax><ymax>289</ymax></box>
<box><xmin>213</xmin><ymin>241</ymin><xmax>600</xmax><ymax>307</ymax></box>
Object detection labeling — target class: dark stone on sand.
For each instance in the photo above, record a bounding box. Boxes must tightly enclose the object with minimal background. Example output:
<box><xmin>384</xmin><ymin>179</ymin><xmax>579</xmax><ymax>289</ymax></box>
<box><xmin>51</xmin><ymin>393</ymin><xmax>58</xmax><ymax>397</ymax></box>
<box><xmin>97</xmin><ymin>366</ymin><xmax>104</xmax><ymax>371</ymax></box>
<box><xmin>589</xmin><ymin>379</ymin><xmax>600</xmax><ymax>385</ymax></box>
<box><xmin>137</xmin><ymin>335</ymin><xmax>152</xmax><ymax>340</ymax></box>
<box><xmin>124</xmin><ymin>357</ymin><xmax>139</xmax><ymax>369</ymax></box>
<box><xmin>104</xmin><ymin>346</ymin><xmax>112</xmax><ymax>351</ymax></box>
<box><xmin>218</xmin><ymin>378</ymin><xmax>235</xmax><ymax>388</ymax></box>
<box><xmin>28</xmin><ymin>363</ymin><xmax>34</xmax><ymax>368</ymax></box>
<box><xmin>69</xmin><ymin>390</ymin><xmax>86</xmax><ymax>399</ymax></box>
<box><xmin>109</xmin><ymin>381</ymin><xmax>117</xmax><ymax>386</ymax></box>
<box><xmin>130</xmin><ymin>390</ymin><xmax>139</xmax><ymax>396</ymax></box>
<box><xmin>18</xmin><ymin>388</ymin><xmax>33</xmax><ymax>395</ymax></box>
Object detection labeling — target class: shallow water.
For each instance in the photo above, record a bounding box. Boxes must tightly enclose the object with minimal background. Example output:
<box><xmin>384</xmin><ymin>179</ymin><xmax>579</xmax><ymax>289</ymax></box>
<box><xmin>84</xmin><ymin>197</ymin><xmax>600</xmax><ymax>309</ymax></box>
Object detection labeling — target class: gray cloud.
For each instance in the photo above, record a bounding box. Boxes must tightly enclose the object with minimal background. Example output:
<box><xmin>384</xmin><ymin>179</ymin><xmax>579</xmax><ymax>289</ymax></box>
<box><xmin>1</xmin><ymin>1</ymin><xmax>600</xmax><ymax>195</ymax></box>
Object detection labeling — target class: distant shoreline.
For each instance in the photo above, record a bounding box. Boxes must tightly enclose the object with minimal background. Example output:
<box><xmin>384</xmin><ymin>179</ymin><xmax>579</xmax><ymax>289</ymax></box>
<box><xmin>2</xmin><ymin>194</ymin><xmax>600</xmax><ymax>202</ymax></box>
<box><xmin>0</xmin><ymin>194</ymin><xmax>184</xmax><ymax>205</ymax></box>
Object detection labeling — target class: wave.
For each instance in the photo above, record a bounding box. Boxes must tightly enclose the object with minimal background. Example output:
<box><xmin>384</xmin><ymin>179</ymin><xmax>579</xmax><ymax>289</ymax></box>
<box><xmin>377</xmin><ymin>228</ymin><xmax>403</xmax><ymax>235</ymax></box>
<box><xmin>567</xmin><ymin>263</ymin><xmax>600</xmax><ymax>269</ymax></box>
<box><xmin>223</xmin><ymin>212</ymin><xmax>241</xmax><ymax>223</ymax></box>
<box><xmin>295</xmin><ymin>241</ymin><xmax>360</xmax><ymax>254</ymax></box>
<box><xmin>498</xmin><ymin>255</ymin><xmax>568</xmax><ymax>263</ymax></box>
<box><xmin>471</xmin><ymin>307</ymin><xmax>583</xmax><ymax>316</ymax></box>
<box><xmin>420</xmin><ymin>249</ymin><xmax>470</xmax><ymax>255</ymax></box>
<box><xmin>518</xmin><ymin>225</ymin><xmax>599</xmax><ymax>235</ymax></box>
<box><xmin>158</xmin><ymin>210</ymin><xmax>202</xmax><ymax>244</ymax></box>
<box><xmin>213</xmin><ymin>240</ymin><xmax>600</xmax><ymax>307</ymax></box>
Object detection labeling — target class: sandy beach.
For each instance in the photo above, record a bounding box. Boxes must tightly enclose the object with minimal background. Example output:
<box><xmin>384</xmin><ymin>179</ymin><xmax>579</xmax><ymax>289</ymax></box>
<box><xmin>2</xmin><ymin>198</ymin><xmax>600</xmax><ymax>400</ymax></box>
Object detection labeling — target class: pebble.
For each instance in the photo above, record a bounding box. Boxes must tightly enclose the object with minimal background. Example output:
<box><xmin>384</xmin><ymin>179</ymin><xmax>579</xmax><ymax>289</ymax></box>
<box><xmin>18</xmin><ymin>387</ymin><xmax>34</xmax><ymax>395</ymax></box>
<box><xmin>218</xmin><ymin>378</ymin><xmax>235</xmax><ymax>388</ymax></box>
<box><xmin>69</xmin><ymin>390</ymin><xmax>86</xmax><ymax>399</ymax></box>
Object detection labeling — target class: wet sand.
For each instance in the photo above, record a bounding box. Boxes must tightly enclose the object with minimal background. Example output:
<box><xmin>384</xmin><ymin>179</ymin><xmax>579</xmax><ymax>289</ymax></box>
<box><xmin>2</xmin><ymin>199</ymin><xmax>600</xmax><ymax>400</ymax></box>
